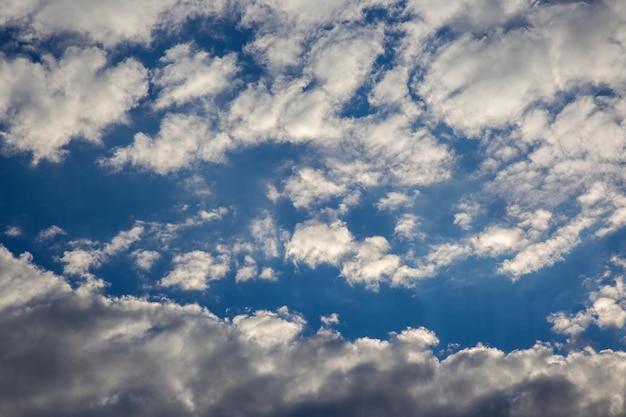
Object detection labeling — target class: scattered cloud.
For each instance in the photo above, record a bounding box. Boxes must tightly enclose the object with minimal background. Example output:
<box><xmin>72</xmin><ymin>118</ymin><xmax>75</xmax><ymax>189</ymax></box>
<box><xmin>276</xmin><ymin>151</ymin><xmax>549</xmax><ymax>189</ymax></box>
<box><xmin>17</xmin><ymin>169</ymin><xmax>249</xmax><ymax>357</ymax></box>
<box><xmin>36</xmin><ymin>225</ymin><xmax>66</xmax><ymax>241</ymax></box>
<box><xmin>60</xmin><ymin>224</ymin><xmax>144</xmax><ymax>276</ymax></box>
<box><xmin>160</xmin><ymin>250</ymin><xmax>230</xmax><ymax>290</ymax></box>
<box><xmin>549</xmin><ymin>257</ymin><xmax>626</xmax><ymax>340</ymax></box>
<box><xmin>0</xmin><ymin>47</ymin><xmax>147</xmax><ymax>163</ymax></box>
<box><xmin>3</xmin><ymin>225</ymin><xmax>21</xmax><ymax>237</ymax></box>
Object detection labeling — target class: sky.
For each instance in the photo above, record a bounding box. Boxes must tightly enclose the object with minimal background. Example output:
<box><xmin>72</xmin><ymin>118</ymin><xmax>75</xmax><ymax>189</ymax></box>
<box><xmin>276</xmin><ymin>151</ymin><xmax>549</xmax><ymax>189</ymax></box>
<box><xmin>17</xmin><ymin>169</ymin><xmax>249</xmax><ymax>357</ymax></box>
<box><xmin>1</xmin><ymin>0</ymin><xmax>626</xmax><ymax>415</ymax></box>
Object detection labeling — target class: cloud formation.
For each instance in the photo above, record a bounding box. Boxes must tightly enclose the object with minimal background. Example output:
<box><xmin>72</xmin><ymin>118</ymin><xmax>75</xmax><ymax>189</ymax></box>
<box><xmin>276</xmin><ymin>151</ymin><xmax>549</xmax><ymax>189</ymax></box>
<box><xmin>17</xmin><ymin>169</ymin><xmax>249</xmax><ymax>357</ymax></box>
<box><xmin>2</xmin><ymin>245</ymin><xmax>626</xmax><ymax>416</ymax></box>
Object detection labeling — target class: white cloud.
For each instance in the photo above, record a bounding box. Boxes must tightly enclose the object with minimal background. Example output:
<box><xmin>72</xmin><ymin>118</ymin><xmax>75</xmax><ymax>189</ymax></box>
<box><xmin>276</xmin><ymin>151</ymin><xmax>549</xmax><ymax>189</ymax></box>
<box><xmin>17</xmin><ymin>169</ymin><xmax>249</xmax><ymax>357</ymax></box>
<box><xmin>498</xmin><ymin>215</ymin><xmax>595</xmax><ymax>279</ymax></box>
<box><xmin>0</xmin><ymin>0</ymin><xmax>227</xmax><ymax>47</ymax></box>
<box><xmin>377</xmin><ymin>192</ymin><xmax>414</xmax><ymax>211</ymax></box>
<box><xmin>132</xmin><ymin>250</ymin><xmax>161</xmax><ymax>271</ymax></box>
<box><xmin>152</xmin><ymin>43</ymin><xmax>239</xmax><ymax>109</ymax></box>
<box><xmin>341</xmin><ymin>236</ymin><xmax>401</xmax><ymax>287</ymax></box>
<box><xmin>3</xmin><ymin>245</ymin><xmax>626</xmax><ymax>416</ymax></box>
<box><xmin>320</xmin><ymin>312</ymin><xmax>340</xmax><ymax>326</ymax></box>
<box><xmin>286</xmin><ymin>220</ymin><xmax>354</xmax><ymax>268</ymax></box>
<box><xmin>60</xmin><ymin>225</ymin><xmax>144</xmax><ymax>276</ymax></box>
<box><xmin>283</xmin><ymin>168</ymin><xmax>346</xmax><ymax>209</ymax></box>
<box><xmin>394</xmin><ymin>213</ymin><xmax>420</xmax><ymax>239</ymax></box>
<box><xmin>161</xmin><ymin>250</ymin><xmax>230</xmax><ymax>290</ymax></box>
<box><xmin>36</xmin><ymin>225</ymin><xmax>66</xmax><ymax>241</ymax></box>
<box><xmin>107</xmin><ymin>113</ymin><xmax>233</xmax><ymax>174</ymax></box>
<box><xmin>3</xmin><ymin>226</ymin><xmax>21</xmax><ymax>237</ymax></box>
<box><xmin>0</xmin><ymin>47</ymin><xmax>147</xmax><ymax>163</ymax></box>
<box><xmin>235</xmin><ymin>255</ymin><xmax>258</xmax><ymax>282</ymax></box>
<box><xmin>550</xmin><ymin>258</ymin><xmax>626</xmax><ymax>339</ymax></box>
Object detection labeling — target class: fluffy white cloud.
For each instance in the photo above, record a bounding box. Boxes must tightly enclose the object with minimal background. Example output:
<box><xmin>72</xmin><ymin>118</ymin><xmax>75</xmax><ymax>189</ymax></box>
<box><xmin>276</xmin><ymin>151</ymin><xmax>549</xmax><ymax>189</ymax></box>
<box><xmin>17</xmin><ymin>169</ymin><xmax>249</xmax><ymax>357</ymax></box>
<box><xmin>549</xmin><ymin>258</ymin><xmax>626</xmax><ymax>339</ymax></box>
<box><xmin>61</xmin><ymin>225</ymin><xmax>144</xmax><ymax>276</ymax></box>
<box><xmin>2</xmin><ymin>245</ymin><xmax>626</xmax><ymax>416</ymax></box>
<box><xmin>286</xmin><ymin>220</ymin><xmax>354</xmax><ymax>268</ymax></box>
<box><xmin>377</xmin><ymin>192</ymin><xmax>414</xmax><ymax>211</ymax></box>
<box><xmin>0</xmin><ymin>0</ymin><xmax>228</xmax><ymax>47</ymax></box>
<box><xmin>284</xmin><ymin>168</ymin><xmax>347</xmax><ymax>209</ymax></box>
<box><xmin>107</xmin><ymin>113</ymin><xmax>233</xmax><ymax>174</ymax></box>
<box><xmin>132</xmin><ymin>250</ymin><xmax>161</xmax><ymax>271</ymax></box>
<box><xmin>0</xmin><ymin>48</ymin><xmax>147</xmax><ymax>163</ymax></box>
<box><xmin>152</xmin><ymin>43</ymin><xmax>239</xmax><ymax>109</ymax></box>
<box><xmin>341</xmin><ymin>236</ymin><xmax>401</xmax><ymax>287</ymax></box>
<box><xmin>161</xmin><ymin>250</ymin><xmax>230</xmax><ymax>290</ymax></box>
<box><xmin>36</xmin><ymin>225</ymin><xmax>66</xmax><ymax>241</ymax></box>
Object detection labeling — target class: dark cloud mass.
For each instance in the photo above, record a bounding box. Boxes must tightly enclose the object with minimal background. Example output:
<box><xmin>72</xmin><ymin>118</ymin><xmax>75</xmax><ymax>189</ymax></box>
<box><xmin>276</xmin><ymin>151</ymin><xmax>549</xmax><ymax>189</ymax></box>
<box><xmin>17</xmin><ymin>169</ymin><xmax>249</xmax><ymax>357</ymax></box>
<box><xmin>1</xmin><ymin>246</ymin><xmax>626</xmax><ymax>416</ymax></box>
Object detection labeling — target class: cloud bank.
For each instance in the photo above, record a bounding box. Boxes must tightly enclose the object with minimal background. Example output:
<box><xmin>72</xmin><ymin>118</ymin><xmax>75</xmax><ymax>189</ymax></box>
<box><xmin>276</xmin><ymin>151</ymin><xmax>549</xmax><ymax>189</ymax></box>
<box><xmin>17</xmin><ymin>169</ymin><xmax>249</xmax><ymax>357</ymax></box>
<box><xmin>3</xmin><ymin>245</ymin><xmax>626</xmax><ymax>417</ymax></box>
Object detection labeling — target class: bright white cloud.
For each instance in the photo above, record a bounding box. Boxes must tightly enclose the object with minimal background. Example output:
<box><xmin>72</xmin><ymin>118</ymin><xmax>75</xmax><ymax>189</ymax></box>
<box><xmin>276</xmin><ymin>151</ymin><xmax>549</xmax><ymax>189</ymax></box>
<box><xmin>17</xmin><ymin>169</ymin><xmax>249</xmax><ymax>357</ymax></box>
<box><xmin>107</xmin><ymin>113</ymin><xmax>233</xmax><ymax>174</ymax></box>
<box><xmin>61</xmin><ymin>225</ymin><xmax>144</xmax><ymax>276</ymax></box>
<box><xmin>132</xmin><ymin>250</ymin><xmax>161</xmax><ymax>271</ymax></box>
<box><xmin>161</xmin><ymin>250</ymin><xmax>230</xmax><ymax>290</ymax></box>
<box><xmin>550</xmin><ymin>258</ymin><xmax>626</xmax><ymax>339</ymax></box>
<box><xmin>0</xmin><ymin>48</ymin><xmax>147</xmax><ymax>163</ymax></box>
<box><xmin>36</xmin><ymin>225</ymin><xmax>66</xmax><ymax>241</ymax></box>
<box><xmin>341</xmin><ymin>236</ymin><xmax>401</xmax><ymax>287</ymax></box>
<box><xmin>283</xmin><ymin>168</ymin><xmax>346</xmax><ymax>209</ymax></box>
<box><xmin>0</xmin><ymin>0</ymin><xmax>228</xmax><ymax>47</ymax></box>
<box><xmin>286</xmin><ymin>220</ymin><xmax>354</xmax><ymax>268</ymax></box>
<box><xmin>152</xmin><ymin>43</ymin><xmax>239</xmax><ymax>109</ymax></box>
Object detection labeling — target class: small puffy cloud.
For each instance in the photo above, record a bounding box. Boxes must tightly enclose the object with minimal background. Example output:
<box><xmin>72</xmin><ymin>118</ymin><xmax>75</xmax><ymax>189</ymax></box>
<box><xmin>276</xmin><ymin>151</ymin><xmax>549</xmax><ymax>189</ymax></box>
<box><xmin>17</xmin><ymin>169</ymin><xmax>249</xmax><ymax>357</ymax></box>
<box><xmin>4</xmin><ymin>226</ymin><xmax>21</xmax><ymax>237</ymax></box>
<box><xmin>320</xmin><ymin>313</ymin><xmax>340</xmax><ymax>326</ymax></box>
<box><xmin>0</xmin><ymin>48</ymin><xmax>147</xmax><ymax>163</ymax></box>
<box><xmin>60</xmin><ymin>225</ymin><xmax>144</xmax><ymax>276</ymax></box>
<box><xmin>283</xmin><ymin>168</ymin><xmax>346</xmax><ymax>209</ymax></box>
<box><xmin>235</xmin><ymin>256</ymin><xmax>258</xmax><ymax>283</ymax></box>
<box><xmin>377</xmin><ymin>192</ymin><xmax>414</xmax><ymax>211</ymax></box>
<box><xmin>499</xmin><ymin>216</ymin><xmax>595</xmax><ymax>279</ymax></box>
<box><xmin>472</xmin><ymin>226</ymin><xmax>526</xmax><ymax>257</ymax></box>
<box><xmin>132</xmin><ymin>250</ymin><xmax>161</xmax><ymax>271</ymax></box>
<box><xmin>550</xmin><ymin>260</ymin><xmax>626</xmax><ymax>339</ymax></box>
<box><xmin>249</xmin><ymin>213</ymin><xmax>288</xmax><ymax>258</ymax></box>
<box><xmin>286</xmin><ymin>220</ymin><xmax>354</xmax><ymax>268</ymax></box>
<box><xmin>259</xmin><ymin>267</ymin><xmax>278</xmax><ymax>281</ymax></box>
<box><xmin>36</xmin><ymin>225</ymin><xmax>66</xmax><ymax>241</ymax></box>
<box><xmin>394</xmin><ymin>213</ymin><xmax>420</xmax><ymax>239</ymax></box>
<box><xmin>161</xmin><ymin>250</ymin><xmax>230</xmax><ymax>290</ymax></box>
<box><xmin>107</xmin><ymin>113</ymin><xmax>234</xmax><ymax>174</ymax></box>
<box><xmin>152</xmin><ymin>43</ymin><xmax>239</xmax><ymax>109</ymax></box>
<box><xmin>341</xmin><ymin>236</ymin><xmax>401</xmax><ymax>287</ymax></box>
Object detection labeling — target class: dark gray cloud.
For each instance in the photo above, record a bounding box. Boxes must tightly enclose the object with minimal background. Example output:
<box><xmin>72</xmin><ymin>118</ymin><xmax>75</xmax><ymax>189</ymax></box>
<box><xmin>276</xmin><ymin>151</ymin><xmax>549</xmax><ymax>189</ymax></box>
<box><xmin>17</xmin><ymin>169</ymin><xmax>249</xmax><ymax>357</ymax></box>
<box><xmin>1</xmin><ymin>245</ymin><xmax>625</xmax><ymax>417</ymax></box>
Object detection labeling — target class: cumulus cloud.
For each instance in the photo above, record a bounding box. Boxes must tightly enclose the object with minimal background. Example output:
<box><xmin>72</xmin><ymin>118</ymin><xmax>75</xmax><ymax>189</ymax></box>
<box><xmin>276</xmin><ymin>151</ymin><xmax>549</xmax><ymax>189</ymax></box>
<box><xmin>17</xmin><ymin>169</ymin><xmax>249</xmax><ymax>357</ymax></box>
<box><xmin>107</xmin><ymin>112</ymin><xmax>233</xmax><ymax>174</ymax></box>
<box><xmin>283</xmin><ymin>168</ymin><xmax>347</xmax><ymax>209</ymax></box>
<box><xmin>152</xmin><ymin>43</ymin><xmax>239</xmax><ymax>109</ymax></box>
<box><xmin>3</xmin><ymin>225</ymin><xmax>21</xmax><ymax>237</ymax></box>
<box><xmin>132</xmin><ymin>250</ymin><xmax>161</xmax><ymax>271</ymax></box>
<box><xmin>2</xmin><ymin>245</ymin><xmax>626</xmax><ymax>417</ymax></box>
<box><xmin>60</xmin><ymin>225</ymin><xmax>144</xmax><ymax>276</ymax></box>
<box><xmin>36</xmin><ymin>225</ymin><xmax>66</xmax><ymax>241</ymax></box>
<box><xmin>286</xmin><ymin>220</ymin><xmax>354</xmax><ymax>268</ymax></box>
<box><xmin>549</xmin><ymin>257</ymin><xmax>626</xmax><ymax>339</ymax></box>
<box><xmin>287</xmin><ymin>220</ymin><xmax>409</xmax><ymax>286</ymax></box>
<box><xmin>160</xmin><ymin>250</ymin><xmax>230</xmax><ymax>290</ymax></box>
<box><xmin>0</xmin><ymin>47</ymin><xmax>147</xmax><ymax>163</ymax></box>
<box><xmin>0</xmin><ymin>0</ymin><xmax>228</xmax><ymax>47</ymax></box>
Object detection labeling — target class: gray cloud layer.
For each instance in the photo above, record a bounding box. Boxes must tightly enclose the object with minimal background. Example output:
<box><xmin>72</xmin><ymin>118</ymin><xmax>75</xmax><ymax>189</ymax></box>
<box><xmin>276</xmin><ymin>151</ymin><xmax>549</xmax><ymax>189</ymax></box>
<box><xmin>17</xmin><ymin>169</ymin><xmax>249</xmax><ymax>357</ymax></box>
<box><xmin>2</xmin><ymin>245</ymin><xmax>626</xmax><ymax>417</ymax></box>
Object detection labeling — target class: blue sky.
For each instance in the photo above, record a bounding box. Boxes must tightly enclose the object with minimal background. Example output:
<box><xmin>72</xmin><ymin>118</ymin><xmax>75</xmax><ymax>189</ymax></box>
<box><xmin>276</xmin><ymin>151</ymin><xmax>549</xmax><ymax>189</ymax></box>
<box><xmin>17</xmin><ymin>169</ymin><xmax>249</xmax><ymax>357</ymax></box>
<box><xmin>2</xmin><ymin>0</ymin><xmax>626</xmax><ymax>415</ymax></box>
